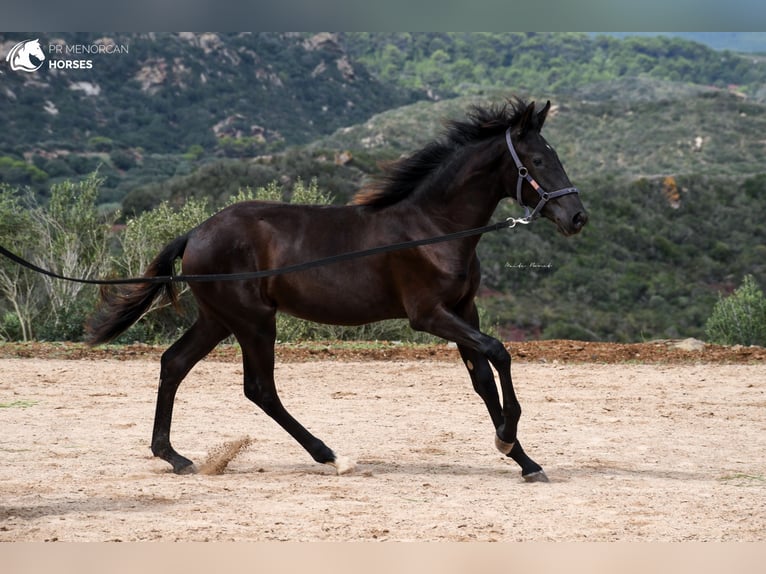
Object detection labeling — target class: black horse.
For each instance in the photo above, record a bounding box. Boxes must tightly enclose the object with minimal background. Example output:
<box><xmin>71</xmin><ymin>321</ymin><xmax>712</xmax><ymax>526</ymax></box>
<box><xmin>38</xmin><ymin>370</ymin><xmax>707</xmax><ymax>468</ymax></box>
<box><xmin>87</xmin><ymin>98</ymin><xmax>588</xmax><ymax>482</ymax></box>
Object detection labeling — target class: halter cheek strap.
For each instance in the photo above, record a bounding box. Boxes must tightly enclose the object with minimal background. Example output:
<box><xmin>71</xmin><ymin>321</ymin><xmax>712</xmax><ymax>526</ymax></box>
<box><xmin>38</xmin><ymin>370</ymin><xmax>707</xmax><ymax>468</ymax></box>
<box><xmin>505</xmin><ymin>128</ymin><xmax>579</xmax><ymax>221</ymax></box>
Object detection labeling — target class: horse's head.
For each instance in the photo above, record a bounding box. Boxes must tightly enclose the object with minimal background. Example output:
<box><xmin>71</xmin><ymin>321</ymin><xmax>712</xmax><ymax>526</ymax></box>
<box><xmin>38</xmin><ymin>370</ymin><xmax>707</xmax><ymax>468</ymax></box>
<box><xmin>504</xmin><ymin>100</ymin><xmax>588</xmax><ymax>236</ymax></box>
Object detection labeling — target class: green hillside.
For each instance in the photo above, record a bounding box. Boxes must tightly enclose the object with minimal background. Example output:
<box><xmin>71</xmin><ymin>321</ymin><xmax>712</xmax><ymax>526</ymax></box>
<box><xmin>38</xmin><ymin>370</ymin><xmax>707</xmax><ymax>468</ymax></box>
<box><xmin>3</xmin><ymin>32</ymin><xmax>766</xmax><ymax>205</ymax></box>
<box><xmin>596</xmin><ymin>33</ymin><xmax>766</xmax><ymax>54</ymax></box>
<box><xmin>342</xmin><ymin>32</ymin><xmax>766</xmax><ymax>98</ymax></box>
<box><xmin>313</xmin><ymin>80</ymin><xmax>766</xmax><ymax>180</ymax></box>
<box><xmin>0</xmin><ymin>32</ymin><xmax>421</xmax><ymax>203</ymax></box>
<box><xmin>2</xmin><ymin>32</ymin><xmax>766</xmax><ymax>343</ymax></box>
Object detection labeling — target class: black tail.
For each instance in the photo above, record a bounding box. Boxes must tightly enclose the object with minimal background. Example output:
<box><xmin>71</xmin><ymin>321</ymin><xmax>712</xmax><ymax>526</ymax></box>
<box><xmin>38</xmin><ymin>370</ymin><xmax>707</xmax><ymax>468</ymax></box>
<box><xmin>86</xmin><ymin>234</ymin><xmax>189</xmax><ymax>345</ymax></box>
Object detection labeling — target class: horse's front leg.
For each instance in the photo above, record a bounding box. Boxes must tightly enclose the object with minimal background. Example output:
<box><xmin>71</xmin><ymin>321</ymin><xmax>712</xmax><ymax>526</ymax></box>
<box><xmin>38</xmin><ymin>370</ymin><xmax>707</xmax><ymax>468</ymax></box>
<box><xmin>457</xmin><ymin>344</ymin><xmax>547</xmax><ymax>481</ymax></box>
<box><xmin>411</xmin><ymin>304</ymin><xmax>548</xmax><ymax>482</ymax></box>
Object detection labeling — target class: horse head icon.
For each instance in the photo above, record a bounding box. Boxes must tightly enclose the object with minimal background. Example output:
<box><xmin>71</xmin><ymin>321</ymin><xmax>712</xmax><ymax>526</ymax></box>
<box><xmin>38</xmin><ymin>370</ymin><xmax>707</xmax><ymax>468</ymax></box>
<box><xmin>6</xmin><ymin>39</ymin><xmax>46</xmax><ymax>72</ymax></box>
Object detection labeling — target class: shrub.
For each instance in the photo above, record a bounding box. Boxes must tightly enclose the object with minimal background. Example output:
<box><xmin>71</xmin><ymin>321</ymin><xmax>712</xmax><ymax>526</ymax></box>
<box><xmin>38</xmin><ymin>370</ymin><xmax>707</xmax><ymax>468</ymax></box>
<box><xmin>705</xmin><ymin>275</ymin><xmax>766</xmax><ymax>346</ymax></box>
<box><xmin>110</xmin><ymin>149</ymin><xmax>137</xmax><ymax>171</ymax></box>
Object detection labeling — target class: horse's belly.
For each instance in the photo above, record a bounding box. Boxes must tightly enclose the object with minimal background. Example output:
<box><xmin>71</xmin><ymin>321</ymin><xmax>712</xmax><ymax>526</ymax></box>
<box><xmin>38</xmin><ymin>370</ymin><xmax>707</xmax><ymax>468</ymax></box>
<box><xmin>270</xmin><ymin>273</ymin><xmax>406</xmax><ymax>326</ymax></box>
<box><xmin>285</xmin><ymin>303</ymin><xmax>403</xmax><ymax>326</ymax></box>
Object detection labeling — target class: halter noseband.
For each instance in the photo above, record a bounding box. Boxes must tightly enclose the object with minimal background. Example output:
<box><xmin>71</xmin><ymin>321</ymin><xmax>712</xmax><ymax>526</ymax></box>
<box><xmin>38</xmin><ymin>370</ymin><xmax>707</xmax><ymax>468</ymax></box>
<box><xmin>505</xmin><ymin>128</ymin><xmax>580</xmax><ymax>221</ymax></box>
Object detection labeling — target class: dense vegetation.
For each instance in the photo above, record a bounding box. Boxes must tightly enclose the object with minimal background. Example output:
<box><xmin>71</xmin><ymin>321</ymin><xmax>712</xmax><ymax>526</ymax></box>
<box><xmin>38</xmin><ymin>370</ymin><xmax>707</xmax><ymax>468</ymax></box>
<box><xmin>3</xmin><ymin>32</ymin><xmax>765</xmax><ymax>205</ymax></box>
<box><xmin>0</xmin><ymin>32</ymin><xmax>421</xmax><ymax>203</ymax></box>
<box><xmin>2</xmin><ymin>33</ymin><xmax>765</xmax><ymax>343</ymax></box>
<box><xmin>478</xmin><ymin>172</ymin><xmax>766</xmax><ymax>342</ymax></box>
<box><xmin>343</xmin><ymin>32</ymin><xmax>766</xmax><ymax>99</ymax></box>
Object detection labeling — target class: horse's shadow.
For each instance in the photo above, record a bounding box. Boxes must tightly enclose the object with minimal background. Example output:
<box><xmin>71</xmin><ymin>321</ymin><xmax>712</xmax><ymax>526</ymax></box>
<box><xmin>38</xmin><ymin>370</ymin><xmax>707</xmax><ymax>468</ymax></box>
<box><xmin>542</xmin><ymin>462</ymin><xmax>711</xmax><ymax>483</ymax></box>
<box><xmin>235</xmin><ymin>458</ymin><xmax>711</xmax><ymax>483</ymax></box>
<box><xmin>0</xmin><ymin>494</ymin><xmax>175</xmax><ymax>522</ymax></box>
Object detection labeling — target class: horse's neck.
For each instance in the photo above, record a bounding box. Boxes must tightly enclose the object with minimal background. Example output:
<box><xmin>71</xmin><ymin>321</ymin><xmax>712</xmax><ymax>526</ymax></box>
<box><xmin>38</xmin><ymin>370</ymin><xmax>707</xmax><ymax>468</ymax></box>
<box><xmin>416</xmin><ymin>169</ymin><xmax>505</xmax><ymax>232</ymax></box>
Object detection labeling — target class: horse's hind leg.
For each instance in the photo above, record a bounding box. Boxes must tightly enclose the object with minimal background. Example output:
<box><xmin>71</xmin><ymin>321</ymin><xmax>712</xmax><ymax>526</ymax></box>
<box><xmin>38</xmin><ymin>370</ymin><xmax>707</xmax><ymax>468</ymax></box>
<box><xmin>237</xmin><ymin>315</ymin><xmax>355</xmax><ymax>475</ymax></box>
<box><xmin>152</xmin><ymin>316</ymin><xmax>230</xmax><ymax>474</ymax></box>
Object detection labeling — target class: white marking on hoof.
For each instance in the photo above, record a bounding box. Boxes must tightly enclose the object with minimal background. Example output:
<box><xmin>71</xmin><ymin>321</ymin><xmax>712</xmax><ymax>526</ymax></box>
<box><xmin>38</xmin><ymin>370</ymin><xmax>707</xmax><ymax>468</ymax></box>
<box><xmin>494</xmin><ymin>434</ymin><xmax>515</xmax><ymax>455</ymax></box>
<box><xmin>327</xmin><ymin>455</ymin><xmax>356</xmax><ymax>475</ymax></box>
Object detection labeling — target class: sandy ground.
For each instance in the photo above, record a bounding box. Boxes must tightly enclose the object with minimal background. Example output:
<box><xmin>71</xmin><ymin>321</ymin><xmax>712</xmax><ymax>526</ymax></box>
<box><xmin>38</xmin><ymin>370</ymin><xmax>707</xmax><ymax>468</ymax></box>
<box><xmin>1</xmin><ymin>356</ymin><xmax>765</xmax><ymax>541</ymax></box>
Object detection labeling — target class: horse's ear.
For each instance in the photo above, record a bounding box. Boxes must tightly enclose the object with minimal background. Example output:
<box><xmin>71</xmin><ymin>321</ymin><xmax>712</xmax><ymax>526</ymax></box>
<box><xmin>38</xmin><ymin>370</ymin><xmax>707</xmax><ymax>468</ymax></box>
<box><xmin>518</xmin><ymin>101</ymin><xmax>536</xmax><ymax>139</ymax></box>
<box><xmin>537</xmin><ymin>100</ymin><xmax>551</xmax><ymax>131</ymax></box>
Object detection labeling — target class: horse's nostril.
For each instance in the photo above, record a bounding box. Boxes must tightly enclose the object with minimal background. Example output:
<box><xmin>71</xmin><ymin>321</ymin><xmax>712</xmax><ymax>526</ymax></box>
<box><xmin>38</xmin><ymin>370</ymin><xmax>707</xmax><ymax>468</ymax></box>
<box><xmin>573</xmin><ymin>211</ymin><xmax>588</xmax><ymax>229</ymax></box>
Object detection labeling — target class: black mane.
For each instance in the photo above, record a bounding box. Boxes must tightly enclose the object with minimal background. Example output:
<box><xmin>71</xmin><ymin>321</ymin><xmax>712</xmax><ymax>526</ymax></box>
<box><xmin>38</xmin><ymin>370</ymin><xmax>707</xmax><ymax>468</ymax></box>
<box><xmin>352</xmin><ymin>98</ymin><xmax>535</xmax><ymax>208</ymax></box>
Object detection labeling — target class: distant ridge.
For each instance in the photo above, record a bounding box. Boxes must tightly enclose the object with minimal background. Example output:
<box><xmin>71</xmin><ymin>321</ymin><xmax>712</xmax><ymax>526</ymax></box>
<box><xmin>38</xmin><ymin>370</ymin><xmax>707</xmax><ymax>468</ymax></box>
<box><xmin>591</xmin><ymin>32</ymin><xmax>766</xmax><ymax>53</ymax></box>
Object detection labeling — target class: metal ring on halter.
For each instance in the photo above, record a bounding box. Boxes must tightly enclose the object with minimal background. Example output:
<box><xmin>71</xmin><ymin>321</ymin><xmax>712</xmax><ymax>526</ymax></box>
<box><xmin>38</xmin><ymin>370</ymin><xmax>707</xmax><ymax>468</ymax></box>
<box><xmin>518</xmin><ymin>166</ymin><xmax>528</xmax><ymax>177</ymax></box>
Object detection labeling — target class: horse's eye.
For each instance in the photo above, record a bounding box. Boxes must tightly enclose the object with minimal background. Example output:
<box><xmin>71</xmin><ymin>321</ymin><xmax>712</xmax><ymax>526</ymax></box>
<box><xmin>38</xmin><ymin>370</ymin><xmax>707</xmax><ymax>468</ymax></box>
<box><xmin>532</xmin><ymin>158</ymin><xmax>543</xmax><ymax>167</ymax></box>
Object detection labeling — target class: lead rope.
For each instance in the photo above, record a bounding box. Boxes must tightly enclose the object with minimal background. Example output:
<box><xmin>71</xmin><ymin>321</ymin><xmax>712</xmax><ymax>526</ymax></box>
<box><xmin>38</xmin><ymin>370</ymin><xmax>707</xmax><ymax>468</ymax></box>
<box><xmin>0</xmin><ymin>214</ymin><xmax>531</xmax><ymax>286</ymax></box>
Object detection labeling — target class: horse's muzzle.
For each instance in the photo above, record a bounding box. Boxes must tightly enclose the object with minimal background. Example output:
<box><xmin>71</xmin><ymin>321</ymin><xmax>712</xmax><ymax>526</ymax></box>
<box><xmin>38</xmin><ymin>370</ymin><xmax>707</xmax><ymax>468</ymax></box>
<box><xmin>571</xmin><ymin>210</ymin><xmax>588</xmax><ymax>233</ymax></box>
<box><xmin>554</xmin><ymin>208</ymin><xmax>588</xmax><ymax>236</ymax></box>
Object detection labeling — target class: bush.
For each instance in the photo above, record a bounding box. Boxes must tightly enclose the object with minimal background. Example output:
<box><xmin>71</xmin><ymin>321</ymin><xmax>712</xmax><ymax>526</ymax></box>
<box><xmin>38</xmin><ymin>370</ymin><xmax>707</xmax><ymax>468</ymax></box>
<box><xmin>705</xmin><ymin>275</ymin><xmax>766</xmax><ymax>346</ymax></box>
<box><xmin>0</xmin><ymin>156</ymin><xmax>48</xmax><ymax>186</ymax></box>
<box><xmin>110</xmin><ymin>149</ymin><xmax>137</xmax><ymax>171</ymax></box>
<box><xmin>1</xmin><ymin>311</ymin><xmax>23</xmax><ymax>341</ymax></box>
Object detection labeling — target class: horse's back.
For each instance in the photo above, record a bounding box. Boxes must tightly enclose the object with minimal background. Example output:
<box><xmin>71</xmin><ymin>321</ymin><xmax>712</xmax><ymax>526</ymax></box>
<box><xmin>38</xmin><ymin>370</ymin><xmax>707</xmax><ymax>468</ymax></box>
<box><xmin>184</xmin><ymin>200</ymin><xmax>377</xmax><ymax>268</ymax></box>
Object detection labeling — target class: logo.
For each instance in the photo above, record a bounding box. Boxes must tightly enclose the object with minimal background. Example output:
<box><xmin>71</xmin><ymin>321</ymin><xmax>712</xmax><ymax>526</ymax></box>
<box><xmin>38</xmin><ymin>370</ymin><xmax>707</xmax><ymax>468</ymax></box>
<box><xmin>4</xmin><ymin>37</ymin><xmax>129</xmax><ymax>73</ymax></box>
<box><xmin>6</xmin><ymin>39</ymin><xmax>46</xmax><ymax>72</ymax></box>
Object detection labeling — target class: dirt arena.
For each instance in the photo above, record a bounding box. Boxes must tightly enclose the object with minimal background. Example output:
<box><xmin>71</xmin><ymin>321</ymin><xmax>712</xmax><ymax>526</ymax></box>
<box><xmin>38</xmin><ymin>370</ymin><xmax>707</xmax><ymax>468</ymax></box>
<box><xmin>1</xmin><ymin>342</ymin><xmax>764</xmax><ymax>542</ymax></box>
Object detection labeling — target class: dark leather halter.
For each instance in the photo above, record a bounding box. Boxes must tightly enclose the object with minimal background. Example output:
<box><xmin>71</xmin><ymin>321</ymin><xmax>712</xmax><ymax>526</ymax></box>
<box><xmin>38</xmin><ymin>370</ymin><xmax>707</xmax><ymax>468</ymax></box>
<box><xmin>505</xmin><ymin>127</ymin><xmax>580</xmax><ymax>221</ymax></box>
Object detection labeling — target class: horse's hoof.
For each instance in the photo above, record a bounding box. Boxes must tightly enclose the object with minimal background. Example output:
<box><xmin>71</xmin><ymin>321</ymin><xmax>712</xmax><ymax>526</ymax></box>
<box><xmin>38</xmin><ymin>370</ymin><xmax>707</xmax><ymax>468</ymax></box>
<box><xmin>328</xmin><ymin>455</ymin><xmax>356</xmax><ymax>476</ymax></box>
<box><xmin>522</xmin><ymin>469</ymin><xmax>549</xmax><ymax>483</ymax></box>
<box><xmin>174</xmin><ymin>462</ymin><xmax>198</xmax><ymax>475</ymax></box>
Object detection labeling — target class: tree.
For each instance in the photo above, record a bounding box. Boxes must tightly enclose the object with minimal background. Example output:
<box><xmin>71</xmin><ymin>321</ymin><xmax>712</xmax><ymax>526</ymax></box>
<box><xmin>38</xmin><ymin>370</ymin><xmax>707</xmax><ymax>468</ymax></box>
<box><xmin>0</xmin><ymin>185</ymin><xmax>39</xmax><ymax>340</ymax></box>
<box><xmin>31</xmin><ymin>174</ymin><xmax>115</xmax><ymax>338</ymax></box>
<box><xmin>117</xmin><ymin>197</ymin><xmax>210</xmax><ymax>278</ymax></box>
